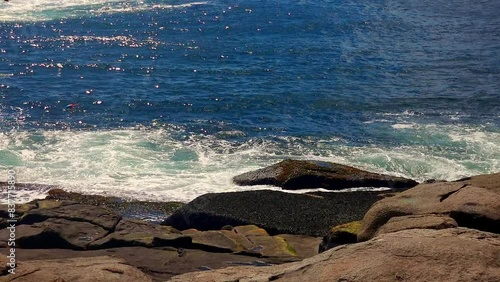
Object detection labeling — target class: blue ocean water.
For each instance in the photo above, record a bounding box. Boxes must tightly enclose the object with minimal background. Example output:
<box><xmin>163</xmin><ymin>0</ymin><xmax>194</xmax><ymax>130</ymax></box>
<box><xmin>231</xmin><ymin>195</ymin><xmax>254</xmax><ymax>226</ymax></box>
<box><xmin>1</xmin><ymin>0</ymin><xmax>499</xmax><ymax>203</ymax></box>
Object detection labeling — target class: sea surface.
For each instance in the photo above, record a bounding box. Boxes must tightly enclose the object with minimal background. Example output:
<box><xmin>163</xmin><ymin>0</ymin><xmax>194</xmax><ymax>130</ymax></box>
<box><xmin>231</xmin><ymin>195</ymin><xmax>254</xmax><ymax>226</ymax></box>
<box><xmin>1</xmin><ymin>0</ymin><xmax>499</xmax><ymax>204</ymax></box>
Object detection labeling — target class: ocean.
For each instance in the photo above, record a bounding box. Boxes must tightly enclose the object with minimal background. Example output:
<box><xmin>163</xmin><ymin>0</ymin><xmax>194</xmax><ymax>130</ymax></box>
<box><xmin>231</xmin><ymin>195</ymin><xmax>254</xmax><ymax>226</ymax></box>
<box><xmin>1</xmin><ymin>0</ymin><xmax>499</xmax><ymax>204</ymax></box>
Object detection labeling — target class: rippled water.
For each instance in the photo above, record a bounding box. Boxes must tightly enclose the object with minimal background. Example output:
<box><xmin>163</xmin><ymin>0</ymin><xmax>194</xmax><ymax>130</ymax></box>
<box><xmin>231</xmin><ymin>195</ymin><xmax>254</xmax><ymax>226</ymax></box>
<box><xmin>1</xmin><ymin>0</ymin><xmax>499</xmax><ymax>203</ymax></box>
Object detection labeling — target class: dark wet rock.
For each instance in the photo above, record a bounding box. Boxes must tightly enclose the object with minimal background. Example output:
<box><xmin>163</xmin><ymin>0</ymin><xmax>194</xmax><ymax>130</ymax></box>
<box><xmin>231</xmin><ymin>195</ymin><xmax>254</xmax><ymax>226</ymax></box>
<box><xmin>89</xmin><ymin>219</ymin><xmax>191</xmax><ymax>249</ymax></box>
<box><xmin>0</xmin><ymin>202</ymin><xmax>37</xmax><ymax>219</ymax></box>
<box><xmin>319</xmin><ymin>221</ymin><xmax>362</xmax><ymax>253</ymax></box>
<box><xmin>358</xmin><ymin>172</ymin><xmax>500</xmax><ymax>241</ymax></box>
<box><xmin>163</xmin><ymin>190</ymin><xmax>392</xmax><ymax>236</ymax></box>
<box><xmin>46</xmin><ymin>188</ymin><xmax>185</xmax><ymax>223</ymax></box>
<box><xmin>233</xmin><ymin>159</ymin><xmax>418</xmax><ymax>190</ymax></box>
<box><xmin>168</xmin><ymin>228</ymin><xmax>500</xmax><ymax>282</ymax></box>
<box><xmin>0</xmin><ymin>255</ymin><xmax>152</xmax><ymax>282</ymax></box>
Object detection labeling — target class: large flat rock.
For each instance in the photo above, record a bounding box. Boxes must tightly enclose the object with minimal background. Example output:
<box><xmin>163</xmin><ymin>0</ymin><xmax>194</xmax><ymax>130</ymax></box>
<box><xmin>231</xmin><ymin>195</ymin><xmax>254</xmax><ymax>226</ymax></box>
<box><xmin>163</xmin><ymin>190</ymin><xmax>391</xmax><ymax>236</ymax></box>
<box><xmin>168</xmin><ymin>228</ymin><xmax>500</xmax><ymax>282</ymax></box>
<box><xmin>0</xmin><ymin>246</ymin><xmax>299</xmax><ymax>281</ymax></box>
<box><xmin>233</xmin><ymin>159</ymin><xmax>418</xmax><ymax>190</ymax></box>
<box><xmin>0</xmin><ymin>255</ymin><xmax>152</xmax><ymax>282</ymax></box>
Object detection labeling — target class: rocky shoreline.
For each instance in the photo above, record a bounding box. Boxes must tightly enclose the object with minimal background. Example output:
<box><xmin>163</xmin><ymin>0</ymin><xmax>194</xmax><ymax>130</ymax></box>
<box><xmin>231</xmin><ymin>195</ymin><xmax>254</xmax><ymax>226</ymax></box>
<box><xmin>1</xmin><ymin>159</ymin><xmax>499</xmax><ymax>281</ymax></box>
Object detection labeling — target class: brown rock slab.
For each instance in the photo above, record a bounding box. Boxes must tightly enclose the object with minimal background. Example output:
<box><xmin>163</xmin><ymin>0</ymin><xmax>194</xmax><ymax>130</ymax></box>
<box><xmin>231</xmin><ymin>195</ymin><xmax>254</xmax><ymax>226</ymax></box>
<box><xmin>180</xmin><ymin>225</ymin><xmax>312</xmax><ymax>260</ymax></box>
<box><xmin>275</xmin><ymin>234</ymin><xmax>322</xmax><ymax>258</ymax></box>
<box><xmin>0</xmin><ymin>218</ymin><xmax>109</xmax><ymax>250</ymax></box>
<box><xmin>0</xmin><ymin>255</ymin><xmax>152</xmax><ymax>282</ymax></box>
<box><xmin>168</xmin><ymin>228</ymin><xmax>500</xmax><ymax>282</ymax></box>
<box><xmin>20</xmin><ymin>200</ymin><xmax>121</xmax><ymax>230</ymax></box>
<box><xmin>233</xmin><ymin>225</ymin><xmax>269</xmax><ymax>236</ymax></box>
<box><xmin>376</xmin><ymin>214</ymin><xmax>458</xmax><ymax>236</ymax></box>
<box><xmin>233</xmin><ymin>159</ymin><xmax>418</xmax><ymax>190</ymax></box>
<box><xmin>0</xmin><ymin>246</ymin><xmax>290</xmax><ymax>281</ymax></box>
<box><xmin>454</xmin><ymin>172</ymin><xmax>500</xmax><ymax>193</ymax></box>
<box><xmin>243</xmin><ymin>235</ymin><xmax>298</xmax><ymax>259</ymax></box>
<box><xmin>89</xmin><ymin>219</ymin><xmax>190</xmax><ymax>249</ymax></box>
<box><xmin>183</xmin><ymin>229</ymin><xmax>242</xmax><ymax>253</ymax></box>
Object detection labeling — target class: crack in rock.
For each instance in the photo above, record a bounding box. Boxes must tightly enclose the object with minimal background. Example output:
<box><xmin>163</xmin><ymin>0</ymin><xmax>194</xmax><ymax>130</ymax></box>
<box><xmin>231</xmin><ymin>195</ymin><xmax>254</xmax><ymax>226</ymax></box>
<box><xmin>439</xmin><ymin>184</ymin><xmax>468</xmax><ymax>202</ymax></box>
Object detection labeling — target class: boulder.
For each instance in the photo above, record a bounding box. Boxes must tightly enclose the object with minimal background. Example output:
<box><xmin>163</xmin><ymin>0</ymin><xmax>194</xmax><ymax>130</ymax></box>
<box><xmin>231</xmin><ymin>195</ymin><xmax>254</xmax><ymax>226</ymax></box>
<box><xmin>168</xmin><ymin>228</ymin><xmax>500</xmax><ymax>282</ymax></box>
<box><xmin>318</xmin><ymin>221</ymin><xmax>361</xmax><ymax>253</ymax></box>
<box><xmin>233</xmin><ymin>159</ymin><xmax>418</xmax><ymax>190</ymax></box>
<box><xmin>163</xmin><ymin>190</ymin><xmax>391</xmax><ymax>236</ymax></box>
<box><xmin>358</xmin><ymin>172</ymin><xmax>500</xmax><ymax>241</ymax></box>
<box><xmin>0</xmin><ymin>255</ymin><xmax>152</xmax><ymax>282</ymax></box>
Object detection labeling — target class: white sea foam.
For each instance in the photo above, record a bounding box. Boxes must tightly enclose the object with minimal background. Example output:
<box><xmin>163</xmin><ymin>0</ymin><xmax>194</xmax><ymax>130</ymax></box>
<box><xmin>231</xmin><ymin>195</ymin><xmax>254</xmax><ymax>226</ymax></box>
<box><xmin>93</xmin><ymin>1</ymin><xmax>208</xmax><ymax>14</ymax></box>
<box><xmin>391</xmin><ymin>123</ymin><xmax>415</xmax><ymax>129</ymax></box>
<box><xmin>0</xmin><ymin>0</ymin><xmax>208</xmax><ymax>22</ymax></box>
<box><xmin>0</xmin><ymin>123</ymin><xmax>498</xmax><ymax>204</ymax></box>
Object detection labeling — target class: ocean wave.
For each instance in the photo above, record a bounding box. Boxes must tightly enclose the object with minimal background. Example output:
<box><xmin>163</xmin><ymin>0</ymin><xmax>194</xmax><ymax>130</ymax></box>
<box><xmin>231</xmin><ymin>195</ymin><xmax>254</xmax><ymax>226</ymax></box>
<box><xmin>0</xmin><ymin>122</ymin><xmax>498</xmax><ymax>203</ymax></box>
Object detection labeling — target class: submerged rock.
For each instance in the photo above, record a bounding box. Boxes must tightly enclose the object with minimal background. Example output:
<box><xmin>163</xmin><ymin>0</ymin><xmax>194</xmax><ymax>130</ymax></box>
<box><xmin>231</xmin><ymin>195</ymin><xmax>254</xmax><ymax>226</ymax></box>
<box><xmin>163</xmin><ymin>190</ymin><xmax>392</xmax><ymax>236</ymax></box>
<box><xmin>233</xmin><ymin>159</ymin><xmax>418</xmax><ymax>190</ymax></box>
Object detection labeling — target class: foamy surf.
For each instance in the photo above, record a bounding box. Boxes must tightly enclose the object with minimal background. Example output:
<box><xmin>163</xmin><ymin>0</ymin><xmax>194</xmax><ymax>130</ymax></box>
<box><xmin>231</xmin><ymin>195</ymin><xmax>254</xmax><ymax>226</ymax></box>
<box><xmin>0</xmin><ymin>122</ymin><xmax>499</xmax><ymax>204</ymax></box>
<box><xmin>0</xmin><ymin>0</ymin><xmax>208</xmax><ymax>22</ymax></box>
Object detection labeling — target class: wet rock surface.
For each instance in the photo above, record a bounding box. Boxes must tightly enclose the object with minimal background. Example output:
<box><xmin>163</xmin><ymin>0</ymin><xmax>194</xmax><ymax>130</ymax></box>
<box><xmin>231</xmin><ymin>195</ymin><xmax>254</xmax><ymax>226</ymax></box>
<box><xmin>0</xmin><ymin>198</ymin><xmax>320</xmax><ymax>281</ymax></box>
<box><xmin>233</xmin><ymin>159</ymin><xmax>418</xmax><ymax>190</ymax></box>
<box><xmin>163</xmin><ymin>189</ymin><xmax>392</xmax><ymax>236</ymax></box>
<box><xmin>1</xmin><ymin>170</ymin><xmax>498</xmax><ymax>282</ymax></box>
